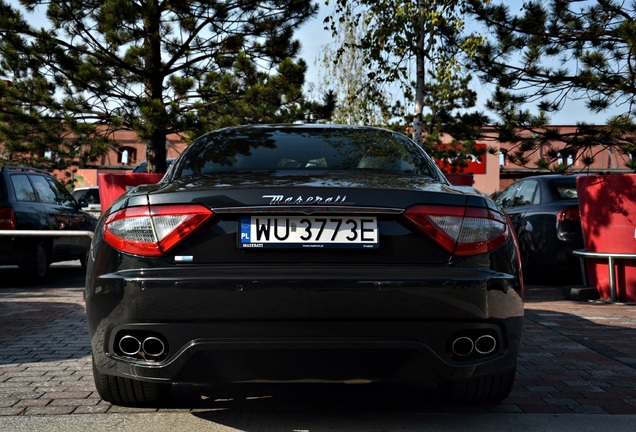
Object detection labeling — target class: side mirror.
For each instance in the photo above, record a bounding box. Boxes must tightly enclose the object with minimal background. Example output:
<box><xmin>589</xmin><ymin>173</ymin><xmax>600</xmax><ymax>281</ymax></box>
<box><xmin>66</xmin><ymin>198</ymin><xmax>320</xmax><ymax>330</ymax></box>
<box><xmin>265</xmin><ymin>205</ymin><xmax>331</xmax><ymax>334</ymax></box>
<box><xmin>78</xmin><ymin>198</ymin><xmax>89</xmax><ymax>208</ymax></box>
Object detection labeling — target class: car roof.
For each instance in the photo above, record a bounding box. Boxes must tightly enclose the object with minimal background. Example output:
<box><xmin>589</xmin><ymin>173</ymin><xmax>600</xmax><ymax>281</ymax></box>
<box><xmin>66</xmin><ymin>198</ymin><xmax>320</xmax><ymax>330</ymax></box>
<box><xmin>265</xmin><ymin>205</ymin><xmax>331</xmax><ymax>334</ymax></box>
<box><xmin>527</xmin><ymin>174</ymin><xmax>585</xmax><ymax>179</ymax></box>
<box><xmin>1</xmin><ymin>165</ymin><xmax>53</xmax><ymax>176</ymax></box>
<box><xmin>218</xmin><ymin>123</ymin><xmax>392</xmax><ymax>131</ymax></box>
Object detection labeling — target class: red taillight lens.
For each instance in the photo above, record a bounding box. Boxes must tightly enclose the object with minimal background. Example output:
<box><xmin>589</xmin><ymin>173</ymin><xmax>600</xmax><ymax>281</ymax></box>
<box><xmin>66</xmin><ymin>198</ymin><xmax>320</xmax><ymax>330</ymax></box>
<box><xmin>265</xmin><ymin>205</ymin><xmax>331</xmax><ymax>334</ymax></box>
<box><xmin>104</xmin><ymin>204</ymin><xmax>214</xmax><ymax>256</ymax></box>
<box><xmin>0</xmin><ymin>208</ymin><xmax>16</xmax><ymax>230</ymax></box>
<box><xmin>557</xmin><ymin>206</ymin><xmax>580</xmax><ymax>222</ymax></box>
<box><xmin>404</xmin><ymin>205</ymin><xmax>509</xmax><ymax>256</ymax></box>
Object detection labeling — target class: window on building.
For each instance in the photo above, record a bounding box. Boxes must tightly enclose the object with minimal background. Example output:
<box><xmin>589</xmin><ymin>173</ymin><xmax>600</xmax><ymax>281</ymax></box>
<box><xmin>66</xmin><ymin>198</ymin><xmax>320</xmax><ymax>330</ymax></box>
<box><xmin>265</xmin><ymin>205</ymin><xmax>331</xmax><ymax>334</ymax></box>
<box><xmin>499</xmin><ymin>151</ymin><xmax>506</xmax><ymax>166</ymax></box>
<box><xmin>119</xmin><ymin>147</ymin><xmax>137</xmax><ymax>165</ymax></box>
<box><xmin>560</xmin><ymin>152</ymin><xmax>574</xmax><ymax>166</ymax></box>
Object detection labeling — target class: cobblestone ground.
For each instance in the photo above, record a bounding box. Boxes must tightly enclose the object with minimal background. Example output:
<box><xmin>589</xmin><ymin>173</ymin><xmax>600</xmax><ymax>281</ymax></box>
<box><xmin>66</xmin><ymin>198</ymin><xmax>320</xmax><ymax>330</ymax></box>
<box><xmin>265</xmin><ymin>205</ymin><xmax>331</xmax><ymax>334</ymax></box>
<box><xmin>1</xmin><ymin>264</ymin><xmax>635</xmax><ymax>416</ymax></box>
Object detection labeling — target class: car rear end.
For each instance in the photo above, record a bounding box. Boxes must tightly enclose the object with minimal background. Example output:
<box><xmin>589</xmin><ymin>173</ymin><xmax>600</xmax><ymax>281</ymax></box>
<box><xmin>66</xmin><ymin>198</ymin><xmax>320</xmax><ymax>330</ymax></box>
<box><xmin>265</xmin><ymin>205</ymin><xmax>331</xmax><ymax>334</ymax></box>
<box><xmin>552</xmin><ymin>177</ymin><xmax>584</xmax><ymax>246</ymax></box>
<box><xmin>85</xmin><ymin>125</ymin><xmax>523</xmax><ymax>404</ymax></box>
<box><xmin>546</xmin><ymin>176</ymin><xmax>585</xmax><ymax>278</ymax></box>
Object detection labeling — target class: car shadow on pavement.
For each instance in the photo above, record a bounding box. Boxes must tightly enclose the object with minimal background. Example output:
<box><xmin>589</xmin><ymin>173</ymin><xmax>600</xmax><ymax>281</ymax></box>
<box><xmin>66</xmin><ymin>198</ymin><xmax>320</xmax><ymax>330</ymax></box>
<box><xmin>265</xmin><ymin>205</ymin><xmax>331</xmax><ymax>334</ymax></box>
<box><xmin>0</xmin><ymin>263</ymin><xmax>90</xmax><ymax>365</ymax></box>
<box><xmin>167</xmin><ymin>382</ymin><xmax>468</xmax><ymax>415</ymax></box>
<box><xmin>0</xmin><ymin>299</ymin><xmax>90</xmax><ymax>365</ymax></box>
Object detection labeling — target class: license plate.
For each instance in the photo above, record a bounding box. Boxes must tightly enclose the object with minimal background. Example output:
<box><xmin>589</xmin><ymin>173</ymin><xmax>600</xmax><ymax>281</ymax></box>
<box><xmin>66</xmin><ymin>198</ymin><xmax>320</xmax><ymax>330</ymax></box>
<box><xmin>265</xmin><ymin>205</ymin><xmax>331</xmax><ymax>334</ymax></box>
<box><xmin>239</xmin><ymin>216</ymin><xmax>378</xmax><ymax>249</ymax></box>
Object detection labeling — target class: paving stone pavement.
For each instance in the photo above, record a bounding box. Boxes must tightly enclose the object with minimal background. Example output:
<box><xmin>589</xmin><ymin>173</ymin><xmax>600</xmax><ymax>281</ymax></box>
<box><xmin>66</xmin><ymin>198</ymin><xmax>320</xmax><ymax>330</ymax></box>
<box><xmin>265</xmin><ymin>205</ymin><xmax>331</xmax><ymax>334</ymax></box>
<box><xmin>1</xmin><ymin>264</ymin><xmax>635</xmax><ymax>417</ymax></box>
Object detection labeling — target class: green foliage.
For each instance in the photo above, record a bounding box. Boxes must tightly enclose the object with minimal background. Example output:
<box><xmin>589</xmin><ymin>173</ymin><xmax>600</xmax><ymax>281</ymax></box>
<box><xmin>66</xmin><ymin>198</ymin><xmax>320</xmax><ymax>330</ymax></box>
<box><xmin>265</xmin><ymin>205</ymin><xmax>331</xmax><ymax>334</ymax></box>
<box><xmin>325</xmin><ymin>0</ymin><xmax>489</xmax><ymax>174</ymax></box>
<box><xmin>468</xmin><ymin>0</ymin><xmax>636</xmax><ymax>172</ymax></box>
<box><xmin>314</xmin><ymin>12</ymin><xmax>392</xmax><ymax>126</ymax></box>
<box><xmin>185</xmin><ymin>54</ymin><xmax>334</xmax><ymax>137</ymax></box>
<box><xmin>0</xmin><ymin>0</ymin><xmax>323</xmax><ymax>172</ymax></box>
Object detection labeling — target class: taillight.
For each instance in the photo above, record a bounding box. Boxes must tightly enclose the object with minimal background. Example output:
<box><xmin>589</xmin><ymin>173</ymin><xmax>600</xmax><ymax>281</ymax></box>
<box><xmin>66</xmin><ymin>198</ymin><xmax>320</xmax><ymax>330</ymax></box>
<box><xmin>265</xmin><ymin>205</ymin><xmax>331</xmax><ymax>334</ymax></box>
<box><xmin>404</xmin><ymin>205</ymin><xmax>509</xmax><ymax>256</ymax></box>
<box><xmin>104</xmin><ymin>204</ymin><xmax>214</xmax><ymax>256</ymax></box>
<box><xmin>0</xmin><ymin>208</ymin><xmax>16</xmax><ymax>230</ymax></box>
<box><xmin>557</xmin><ymin>206</ymin><xmax>580</xmax><ymax>222</ymax></box>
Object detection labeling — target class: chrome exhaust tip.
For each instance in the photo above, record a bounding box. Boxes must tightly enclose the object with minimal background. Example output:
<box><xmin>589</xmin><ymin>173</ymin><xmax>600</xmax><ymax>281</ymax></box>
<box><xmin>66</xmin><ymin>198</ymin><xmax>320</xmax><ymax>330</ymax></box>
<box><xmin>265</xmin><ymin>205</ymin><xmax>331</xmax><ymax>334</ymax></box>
<box><xmin>451</xmin><ymin>336</ymin><xmax>475</xmax><ymax>358</ymax></box>
<box><xmin>118</xmin><ymin>335</ymin><xmax>142</xmax><ymax>356</ymax></box>
<box><xmin>475</xmin><ymin>335</ymin><xmax>497</xmax><ymax>355</ymax></box>
<box><xmin>142</xmin><ymin>336</ymin><xmax>166</xmax><ymax>358</ymax></box>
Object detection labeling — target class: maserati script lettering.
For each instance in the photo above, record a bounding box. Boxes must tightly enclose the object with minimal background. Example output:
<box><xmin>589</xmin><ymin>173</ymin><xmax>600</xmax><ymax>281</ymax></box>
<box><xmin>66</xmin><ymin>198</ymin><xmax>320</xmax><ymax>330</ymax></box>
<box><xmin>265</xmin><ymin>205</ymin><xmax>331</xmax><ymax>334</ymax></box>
<box><xmin>263</xmin><ymin>194</ymin><xmax>349</xmax><ymax>205</ymax></box>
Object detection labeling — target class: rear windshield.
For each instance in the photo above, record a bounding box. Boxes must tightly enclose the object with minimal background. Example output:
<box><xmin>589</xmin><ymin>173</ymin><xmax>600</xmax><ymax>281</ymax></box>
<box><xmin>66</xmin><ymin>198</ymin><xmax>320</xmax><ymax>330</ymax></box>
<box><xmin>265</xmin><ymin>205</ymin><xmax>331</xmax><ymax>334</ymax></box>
<box><xmin>71</xmin><ymin>188</ymin><xmax>100</xmax><ymax>204</ymax></box>
<box><xmin>176</xmin><ymin>126</ymin><xmax>436</xmax><ymax>177</ymax></box>
<box><xmin>552</xmin><ymin>177</ymin><xmax>578</xmax><ymax>200</ymax></box>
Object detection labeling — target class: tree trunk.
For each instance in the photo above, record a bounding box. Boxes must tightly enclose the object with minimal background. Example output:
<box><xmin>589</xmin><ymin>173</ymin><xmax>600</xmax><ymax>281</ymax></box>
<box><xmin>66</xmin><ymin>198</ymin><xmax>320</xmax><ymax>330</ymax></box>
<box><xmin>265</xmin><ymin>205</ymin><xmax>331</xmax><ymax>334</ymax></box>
<box><xmin>412</xmin><ymin>0</ymin><xmax>426</xmax><ymax>146</ymax></box>
<box><xmin>143</xmin><ymin>0</ymin><xmax>167</xmax><ymax>174</ymax></box>
<box><xmin>146</xmin><ymin>125</ymin><xmax>167</xmax><ymax>174</ymax></box>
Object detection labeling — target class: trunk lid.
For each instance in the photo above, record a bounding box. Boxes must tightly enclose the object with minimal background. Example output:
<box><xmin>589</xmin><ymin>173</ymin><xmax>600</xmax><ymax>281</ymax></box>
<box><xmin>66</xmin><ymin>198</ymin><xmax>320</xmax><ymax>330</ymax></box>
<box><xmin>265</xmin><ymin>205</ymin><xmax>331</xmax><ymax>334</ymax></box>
<box><xmin>122</xmin><ymin>171</ymin><xmax>494</xmax><ymax>266</ymax></box>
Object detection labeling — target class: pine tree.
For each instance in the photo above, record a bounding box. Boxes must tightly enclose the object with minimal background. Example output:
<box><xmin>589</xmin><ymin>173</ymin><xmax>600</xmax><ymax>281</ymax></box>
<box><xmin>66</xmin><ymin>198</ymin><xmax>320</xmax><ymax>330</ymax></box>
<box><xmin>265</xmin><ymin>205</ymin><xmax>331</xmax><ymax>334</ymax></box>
<box><xmin>467</xmin><ymin>0</ymin><xmax>636</xmax><ymax>172</ymax></box>
<box><xmin>0</xmin><ymin>0</ymin><xmax>322</xmax><ymax>173</ymax></box>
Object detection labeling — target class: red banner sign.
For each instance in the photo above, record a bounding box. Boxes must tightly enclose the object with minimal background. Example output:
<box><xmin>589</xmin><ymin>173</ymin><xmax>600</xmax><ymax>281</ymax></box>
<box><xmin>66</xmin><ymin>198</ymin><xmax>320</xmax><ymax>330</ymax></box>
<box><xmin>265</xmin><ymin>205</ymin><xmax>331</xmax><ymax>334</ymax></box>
<box><xmin>434</xmin><ymin>143</ymin><xmax>487</xmax><ymax>174</ymax></box>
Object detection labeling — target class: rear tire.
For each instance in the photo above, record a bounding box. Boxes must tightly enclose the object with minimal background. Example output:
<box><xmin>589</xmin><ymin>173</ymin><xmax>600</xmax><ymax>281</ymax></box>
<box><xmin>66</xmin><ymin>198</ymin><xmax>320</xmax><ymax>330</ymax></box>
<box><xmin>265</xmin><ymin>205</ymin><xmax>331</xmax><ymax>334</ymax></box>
<box><xmin>518</xmin><ymin>234</ymin><xmax>538</xmax><ymax>283</ymax></box>
<box><xmin>79</xmin><ymin>253</ymin><xmax>88</xmax><ymax>270</ymax></box>
<box><xmin>92</xmin><ymin>359</ymin><xmax>171</xmax><ymax>406</ymax></box>
<box><xmin>439</xmin><ymin>369</ymin><xmax>516</xmax><ymax>403</ymax></box>
<box><xmin>19</xmin><ymin>241</ymin><xmax>50</xmax><ymax>280</ymax></box>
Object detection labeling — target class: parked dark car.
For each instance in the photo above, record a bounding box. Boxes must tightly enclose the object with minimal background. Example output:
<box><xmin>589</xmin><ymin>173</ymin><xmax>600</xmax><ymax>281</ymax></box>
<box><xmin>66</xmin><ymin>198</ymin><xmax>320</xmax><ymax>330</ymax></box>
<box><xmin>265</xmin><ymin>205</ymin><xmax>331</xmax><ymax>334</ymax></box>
<box><xmin>494</xmin><ymin>174</ymin><xmax>584</xmax><ymax>283</ymax></box>
<box><xmin>85</xmin><ymin>124</ymin><xmax>524</xmax><ymax>406</ymax></box>
<box><xmin>0</xmin><ymin>166</ymin><xmax>96</xmax><ymax>279</ymax></box>
<box><xmin>71</xmin><ymin>185</ymin><xmax>101</xmax><ymax>218</ymax></box>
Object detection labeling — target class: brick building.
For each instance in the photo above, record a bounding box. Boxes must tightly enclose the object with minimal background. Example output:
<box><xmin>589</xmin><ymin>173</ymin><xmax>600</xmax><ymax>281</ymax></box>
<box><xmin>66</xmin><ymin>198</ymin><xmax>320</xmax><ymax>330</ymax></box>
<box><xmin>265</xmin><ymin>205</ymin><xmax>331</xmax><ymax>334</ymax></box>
<box><xmin>434</xmin><ymin>125</ymin><xmax>633</xmax><ymax>195</ymax></box>
<box><xmin>66</xmin><ymin>129</ymin><xmax>188</xmax><ymax>189</ymax></box>
<box><xmin>5</xmin><ymin>124</ymin><xmax>633</xmax><ymax>195</ymax></box>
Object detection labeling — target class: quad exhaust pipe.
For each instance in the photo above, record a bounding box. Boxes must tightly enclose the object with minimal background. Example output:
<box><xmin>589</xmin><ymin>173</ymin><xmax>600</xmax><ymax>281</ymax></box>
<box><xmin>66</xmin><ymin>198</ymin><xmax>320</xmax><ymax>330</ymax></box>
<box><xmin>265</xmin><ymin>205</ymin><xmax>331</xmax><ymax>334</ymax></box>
<box><xmin>451</xmin><ymin>336</ymin><xmax>474</xmax><ymax>358</ymax></box>
<box><xmin>474</xmin><ymin>335</ymin><xmax>497</xmax><ymax>355</ymax></box>
<box><xmin>142</xmin><ymin>336</ymin><xmax>166</xmax><ymax>358</ymax></box>
<box><xmin>118</xmin><ymin>335</ymin><xmax>143</xmax><ymax>356</ymax></box>
<box><xmin>450</xmin><ymin>333</ymin><xmax>498</xmax><ymax>359</ymax></box>
<box><xmin>117</xmin><ymin>334</ymin><xmax>167</xmax><ymax>360</ymax></box>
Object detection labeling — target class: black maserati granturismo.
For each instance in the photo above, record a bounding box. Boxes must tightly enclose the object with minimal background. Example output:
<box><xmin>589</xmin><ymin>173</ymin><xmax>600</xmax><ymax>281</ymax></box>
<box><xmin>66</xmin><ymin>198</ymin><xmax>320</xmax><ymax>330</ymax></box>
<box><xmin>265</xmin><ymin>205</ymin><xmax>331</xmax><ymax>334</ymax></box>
<box><xmin>85</xmin><ymin>124</ymin><xmax>524</xmax><ymax>406</ymax></box>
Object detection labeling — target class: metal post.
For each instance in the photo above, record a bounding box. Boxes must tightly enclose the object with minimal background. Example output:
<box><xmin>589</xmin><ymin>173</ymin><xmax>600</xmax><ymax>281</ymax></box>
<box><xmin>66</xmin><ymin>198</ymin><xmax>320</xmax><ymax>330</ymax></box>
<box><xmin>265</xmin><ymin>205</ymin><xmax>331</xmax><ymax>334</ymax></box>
<box><xmin>0</xmin><ymin>230</ymin><xmax>93</xmax><ymax>239</ymax></box>
<box><xmin>608</xmin><ymin>256</ymin><xmax>616</xmax><ymax>302</ymax></box>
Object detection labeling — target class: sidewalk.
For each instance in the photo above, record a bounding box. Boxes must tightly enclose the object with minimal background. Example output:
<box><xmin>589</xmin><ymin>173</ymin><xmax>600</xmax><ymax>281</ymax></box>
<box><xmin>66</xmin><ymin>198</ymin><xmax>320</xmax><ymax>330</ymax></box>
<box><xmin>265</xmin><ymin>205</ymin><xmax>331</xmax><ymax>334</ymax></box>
<box><xmin>514</xmin><ymin>284</ymin><xmax>636</xmax><ymax>414</ymax></box>
<box><xmin>0</xmin><ymin>273</ymin><xmax>635</xmax><ymax>420</ymax></box>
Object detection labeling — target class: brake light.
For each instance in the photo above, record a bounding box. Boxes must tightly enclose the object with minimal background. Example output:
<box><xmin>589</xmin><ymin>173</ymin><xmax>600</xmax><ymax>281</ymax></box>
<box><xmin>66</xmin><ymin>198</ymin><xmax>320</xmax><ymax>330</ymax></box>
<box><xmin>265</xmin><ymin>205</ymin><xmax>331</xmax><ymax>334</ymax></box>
<box><xmin>104</xmin><ymin>204</ymin><xmax>214</xmax><ymax>256</ymax></box>
<box><xmin>0</xmin><ymin>208</ymin><xmax>16</xmax><ymax>230</ymax></box>
<box><xmin>404</xmin><ymin>205</ymin><xmax>509</xmax><ymax>256</ymax></box>
<box><xmin>557</xmin><ymin>206</ymin><xmax>580</xmax><ymax>222</ymax></box>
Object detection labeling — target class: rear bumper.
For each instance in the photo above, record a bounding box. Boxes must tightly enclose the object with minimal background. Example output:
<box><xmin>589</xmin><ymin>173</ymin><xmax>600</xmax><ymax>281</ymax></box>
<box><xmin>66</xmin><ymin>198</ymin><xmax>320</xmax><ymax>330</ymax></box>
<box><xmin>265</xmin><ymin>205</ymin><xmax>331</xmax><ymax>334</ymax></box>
<box><xmin>93</xmin><ymin>319</ymin><xmax>522</xmax><ymax>385</ymax></box>
<box><xmin>86</xmin><ymin>265</ymin><xmax>523</xmax><ymax>386</ymax></box>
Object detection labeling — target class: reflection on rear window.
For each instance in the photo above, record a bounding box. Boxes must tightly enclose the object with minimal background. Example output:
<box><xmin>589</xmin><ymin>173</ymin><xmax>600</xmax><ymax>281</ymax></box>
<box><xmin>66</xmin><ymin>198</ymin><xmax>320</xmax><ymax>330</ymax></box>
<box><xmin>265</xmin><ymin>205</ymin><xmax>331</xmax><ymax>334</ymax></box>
<box><xmin>177</xmin><ymin>126</ymin><xmax>434</xmax><ymax>177</ymax></box>
<box><xmin>554</xmin><ymin>179</ymin><xmax>578</xmax><ymax>199</ymax></box>
<box><xmin>72</xmin><ymin>189</ymin><xmax>101</xmax><ymax>204</ymax></box>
